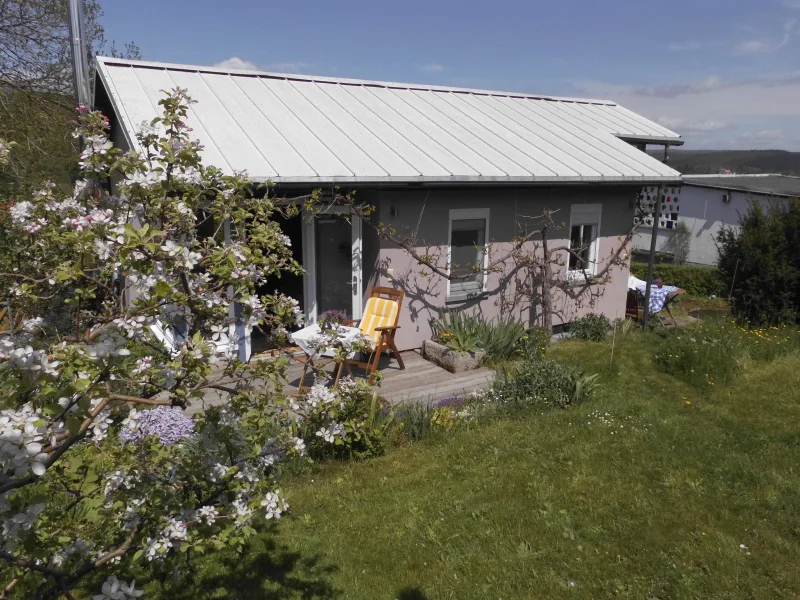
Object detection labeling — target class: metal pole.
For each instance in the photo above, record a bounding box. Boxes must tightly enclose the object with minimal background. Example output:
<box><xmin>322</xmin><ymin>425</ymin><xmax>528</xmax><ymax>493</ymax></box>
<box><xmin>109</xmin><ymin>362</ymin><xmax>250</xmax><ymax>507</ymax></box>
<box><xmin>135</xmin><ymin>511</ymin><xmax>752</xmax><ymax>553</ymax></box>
<box><xmin>67</xmin><ymin>0</ymin><xmax>91</xmax><ymax>109</ymax></box>
<box><xmin>641</xmin><ymin>184</ymin><xmax>663</xmax><ymax>330</ymax></box>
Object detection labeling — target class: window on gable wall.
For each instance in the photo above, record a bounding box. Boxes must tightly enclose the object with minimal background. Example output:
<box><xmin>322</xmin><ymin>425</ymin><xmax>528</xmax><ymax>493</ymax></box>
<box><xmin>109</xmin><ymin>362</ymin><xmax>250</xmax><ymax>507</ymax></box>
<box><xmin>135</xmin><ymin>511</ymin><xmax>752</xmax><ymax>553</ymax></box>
<box><xmin>567</xmin><ymin>204</ymin><xmax>602</xmax><ymax>279</ymax></box>
<box><xmin>448</xmin><ymin>208</ymin><xmax>489</xmax><ymax>298</ymax></box>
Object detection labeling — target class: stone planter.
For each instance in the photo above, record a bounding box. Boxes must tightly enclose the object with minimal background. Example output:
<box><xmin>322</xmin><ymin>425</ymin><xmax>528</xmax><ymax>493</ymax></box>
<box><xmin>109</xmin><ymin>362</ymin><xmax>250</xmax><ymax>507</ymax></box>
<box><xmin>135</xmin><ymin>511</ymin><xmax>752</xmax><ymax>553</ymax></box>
<box><xmin>421</xmin><ymin>339</ymin><xmax>485</xmax><ymax>373</ymax></box>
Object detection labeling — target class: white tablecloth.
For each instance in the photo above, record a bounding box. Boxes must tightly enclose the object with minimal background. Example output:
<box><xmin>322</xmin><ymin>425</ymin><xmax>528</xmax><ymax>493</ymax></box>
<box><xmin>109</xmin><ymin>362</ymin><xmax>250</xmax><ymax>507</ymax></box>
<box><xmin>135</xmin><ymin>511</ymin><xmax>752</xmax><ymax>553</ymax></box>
<box><xmin>290</xmin><ymin>324</ymin><xmax>362</xmax><ymax>359</ymax></box>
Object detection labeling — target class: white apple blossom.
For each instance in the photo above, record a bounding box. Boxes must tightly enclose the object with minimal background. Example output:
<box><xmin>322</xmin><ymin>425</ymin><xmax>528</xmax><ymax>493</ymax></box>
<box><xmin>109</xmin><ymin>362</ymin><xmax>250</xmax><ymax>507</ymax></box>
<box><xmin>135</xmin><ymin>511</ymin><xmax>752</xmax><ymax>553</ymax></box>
<box><xmin>315</xmin><ymin>422</ymin><xmax>345</xmax><ymax>444</ymax></box>
<box><xmin>197</xmin><ymin>505</ymin><xmax>218</xmax><ymax>524</ymax></box>
<box><xmin>9</xmin><ymin>201</ymin><xmax>33</xmax><ymax>224</ymax></box>
<box><xmin>93</xmin><ymin>575</ymin><xmax>144</xmax><ymax>600</ymax></box>
<box><xmin>261</xmin><ymin>490</ymin><xmax>289</xmax><ymax>520</ymax></box>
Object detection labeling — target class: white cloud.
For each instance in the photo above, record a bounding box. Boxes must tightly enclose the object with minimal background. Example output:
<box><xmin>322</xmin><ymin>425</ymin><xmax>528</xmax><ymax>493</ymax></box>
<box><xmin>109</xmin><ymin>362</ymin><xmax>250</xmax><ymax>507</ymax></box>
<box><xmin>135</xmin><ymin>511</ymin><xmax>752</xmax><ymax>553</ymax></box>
<box><xmin>211</xmin><ymin>58</ymin><xmax>316</xmax><ymax>74</ymax></box>
<box><xmin>777</xmin><ymin>17</ymin><xmax>800</xmax><ymax>48</ymax></box>
<box><xmin>656</xmin><ymin>118</ymin><xmax>730</xmax><ymax>132</ymax></box>
<box><xmin>741</xmin><ymin>129</ymin><xmax>785</xmax><ymax>141</ymax></box>
<box><xmin>212</xmin><ymin>57</ymin><xmax>260</xmax><ymax>71</ymax></box>
<box><xmin>419</xmin><ymin>63</ymin><xmax>445</xmax><ymax>73</ymax></box>
<box><xmin>738</xmin><ymin>40</ymin><xmax>766</xmax><ymax>54</ymax></box>
<box><xmin>570</xmin><ymin>73</ymin><xmax>800</xmax><ymax>149</ymax></box>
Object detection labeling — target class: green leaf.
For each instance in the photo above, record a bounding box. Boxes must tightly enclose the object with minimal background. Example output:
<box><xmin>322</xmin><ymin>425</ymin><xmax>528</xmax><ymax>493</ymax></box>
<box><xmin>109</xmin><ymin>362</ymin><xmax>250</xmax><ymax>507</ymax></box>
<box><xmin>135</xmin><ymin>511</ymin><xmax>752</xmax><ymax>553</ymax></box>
<box><xmin>66</xmin><ymin>415</ymin><xmax>83</xmax><ymax>435</ymax></box>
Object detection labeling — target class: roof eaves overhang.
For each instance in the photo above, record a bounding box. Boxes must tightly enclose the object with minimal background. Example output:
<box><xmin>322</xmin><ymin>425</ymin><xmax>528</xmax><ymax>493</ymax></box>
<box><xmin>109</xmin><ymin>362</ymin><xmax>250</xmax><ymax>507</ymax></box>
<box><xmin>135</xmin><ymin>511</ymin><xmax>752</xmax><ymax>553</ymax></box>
<box><xmin>261</xmin><ymin>175</ymin><xmax>683</xmax><ymax>186</ymax></box>
<box><xmin>617</xmin><ymin>134</ymin><xmax>685</xmax><ymax>146</ymax></box>
<box><xmin>94</xmin><ymin>61</ymin><xmax>139</xmax><ymax>153</ymax></box>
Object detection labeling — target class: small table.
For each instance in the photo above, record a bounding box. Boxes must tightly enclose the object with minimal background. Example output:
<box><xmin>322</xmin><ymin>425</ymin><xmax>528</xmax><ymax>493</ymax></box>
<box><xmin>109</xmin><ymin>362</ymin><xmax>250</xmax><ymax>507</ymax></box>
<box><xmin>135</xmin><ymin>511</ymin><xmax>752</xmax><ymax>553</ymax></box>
<box><xmin>290</xmin><ymin>324</ymin><xmax>363</xmax><ymax>389</ymax></box>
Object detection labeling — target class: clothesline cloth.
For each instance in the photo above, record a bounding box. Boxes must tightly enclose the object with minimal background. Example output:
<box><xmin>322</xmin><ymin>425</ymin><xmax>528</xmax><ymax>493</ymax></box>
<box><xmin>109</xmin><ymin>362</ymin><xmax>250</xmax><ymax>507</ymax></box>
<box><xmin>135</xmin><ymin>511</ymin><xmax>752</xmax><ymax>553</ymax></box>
<box><xmin>628</xmin><ymin>275</ymin><xmax>680</xmax><ymax>314</ymax></box>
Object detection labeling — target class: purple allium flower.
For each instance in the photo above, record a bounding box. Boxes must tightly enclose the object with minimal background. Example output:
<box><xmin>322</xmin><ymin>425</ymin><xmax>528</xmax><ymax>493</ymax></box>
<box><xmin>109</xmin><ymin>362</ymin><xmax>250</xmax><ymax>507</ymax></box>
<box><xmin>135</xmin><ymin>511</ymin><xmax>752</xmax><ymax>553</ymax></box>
<box><xmin>435</xmin><ymin>396</ymin><xmax>465</xmax><ymax>408</ymax></box>
<box><xmin>120</xmin><ymin>406</ymin><xmax>195</xmax><ymax>446</ymax></box>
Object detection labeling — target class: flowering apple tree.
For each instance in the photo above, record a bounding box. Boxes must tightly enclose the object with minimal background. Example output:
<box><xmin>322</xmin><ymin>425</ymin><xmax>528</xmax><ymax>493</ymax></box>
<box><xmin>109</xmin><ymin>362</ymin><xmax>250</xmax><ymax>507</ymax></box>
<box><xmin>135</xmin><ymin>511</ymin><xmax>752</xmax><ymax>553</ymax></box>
<box><xmin>0</xmin><ymin>90</ymin><xmax>365</xmax><ymax>599</ymax></box>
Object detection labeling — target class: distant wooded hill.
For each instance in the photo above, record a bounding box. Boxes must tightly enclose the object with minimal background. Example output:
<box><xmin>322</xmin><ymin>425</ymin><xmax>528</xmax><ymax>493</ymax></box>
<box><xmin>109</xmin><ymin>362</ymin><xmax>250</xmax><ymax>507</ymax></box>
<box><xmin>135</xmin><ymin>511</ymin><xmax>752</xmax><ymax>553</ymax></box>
<box><xmin>648</xmin><ymin>150</ymin><xmax>800</xmax><ymax>176</ymax></box>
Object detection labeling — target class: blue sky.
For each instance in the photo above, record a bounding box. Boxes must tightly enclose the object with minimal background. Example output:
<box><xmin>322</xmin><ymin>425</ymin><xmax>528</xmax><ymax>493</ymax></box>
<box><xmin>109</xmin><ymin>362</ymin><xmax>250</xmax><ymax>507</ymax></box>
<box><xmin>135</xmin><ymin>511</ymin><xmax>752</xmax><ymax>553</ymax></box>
<box><xmin>101</xmin><ymin>0</ymin><xmax>800</xmax><ymax>150</ymax></box>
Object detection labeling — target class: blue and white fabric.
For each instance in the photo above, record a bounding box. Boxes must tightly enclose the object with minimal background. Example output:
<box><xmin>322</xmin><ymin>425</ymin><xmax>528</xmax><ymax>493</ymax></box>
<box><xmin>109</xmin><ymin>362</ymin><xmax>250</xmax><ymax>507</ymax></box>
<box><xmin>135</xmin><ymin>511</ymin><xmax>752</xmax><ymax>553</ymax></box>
<box><xmin>628</xmin><ymin>275</ymin><xmax>679</xmax><ymax>314</ymax></box>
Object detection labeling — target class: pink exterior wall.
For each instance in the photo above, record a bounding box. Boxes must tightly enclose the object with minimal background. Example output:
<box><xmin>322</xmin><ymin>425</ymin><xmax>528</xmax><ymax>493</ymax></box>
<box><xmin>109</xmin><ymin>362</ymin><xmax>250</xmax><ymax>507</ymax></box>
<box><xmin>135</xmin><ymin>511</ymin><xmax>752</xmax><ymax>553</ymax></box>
<box><xmin>364</xmin><ymin>186</ymin><xmax>636</xmax><ymax>351</ymax></box>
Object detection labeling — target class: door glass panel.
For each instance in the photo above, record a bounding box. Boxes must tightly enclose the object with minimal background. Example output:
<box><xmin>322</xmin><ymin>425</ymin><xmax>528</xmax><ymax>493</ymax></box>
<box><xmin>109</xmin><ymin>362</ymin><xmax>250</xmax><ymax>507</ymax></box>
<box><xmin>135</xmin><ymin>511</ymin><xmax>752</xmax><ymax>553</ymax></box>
<box><xmin>315</xmin><ymin>218</ymin><xmax>352</xmax><ymax>317</ymax></box>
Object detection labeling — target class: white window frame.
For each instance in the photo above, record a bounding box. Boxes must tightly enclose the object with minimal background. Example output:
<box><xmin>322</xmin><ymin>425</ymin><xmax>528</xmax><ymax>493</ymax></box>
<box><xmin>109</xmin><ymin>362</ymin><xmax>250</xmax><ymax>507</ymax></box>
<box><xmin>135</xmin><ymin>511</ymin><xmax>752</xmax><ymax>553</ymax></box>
<box><xmin>447</xmin><ymin>208</ymin><xmax>490</xmax><ymax>300</ymax></box>
<box><xmin>567</xmin><ymin>204</ymin><xmax>602</xmax><ymax>282</ymax></box>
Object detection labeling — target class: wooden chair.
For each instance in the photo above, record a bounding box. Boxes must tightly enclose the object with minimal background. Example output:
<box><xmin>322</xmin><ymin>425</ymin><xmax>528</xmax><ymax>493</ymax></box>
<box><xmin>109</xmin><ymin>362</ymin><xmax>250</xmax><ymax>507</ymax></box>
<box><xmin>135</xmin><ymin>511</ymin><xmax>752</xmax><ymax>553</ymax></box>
<box><xmin>347</xmin><ymin>287</ymin><xmax>405</xmax><ymax>383</ymax></box>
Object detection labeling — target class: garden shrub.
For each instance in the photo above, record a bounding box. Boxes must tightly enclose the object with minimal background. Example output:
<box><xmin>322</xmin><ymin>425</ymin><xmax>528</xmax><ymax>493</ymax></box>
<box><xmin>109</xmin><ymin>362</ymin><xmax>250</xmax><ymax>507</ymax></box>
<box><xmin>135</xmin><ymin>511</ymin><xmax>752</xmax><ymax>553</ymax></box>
<box><xmin>630</xmin><ymin>262</ymin><xmax>723</xmax><ymax>296</ymax></box>
<box><xmin>488</xmin><ymin>359</ymin><xmax>600</xmax><ymax>410</ymax></box>
<box><xmin>300</xmin><ymin>381</ymin><xmax>392</xmax><ymax>460</ymax></box>
<box><xmin>717</xmin><ymin>199</ymin><xmax>800</xmax><ymax>325</ymax></box>
<box><xmin>569</xmin><ymin>313</ymin><xmax>611</xmax><ymax>342</ymax></box>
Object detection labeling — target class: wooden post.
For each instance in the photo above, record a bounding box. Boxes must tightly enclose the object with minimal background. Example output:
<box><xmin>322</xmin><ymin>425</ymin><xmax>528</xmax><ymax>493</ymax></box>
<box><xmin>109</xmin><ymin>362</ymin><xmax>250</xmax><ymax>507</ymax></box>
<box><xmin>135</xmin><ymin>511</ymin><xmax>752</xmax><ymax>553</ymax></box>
<box><xmin>641</xmin><ymin>184</ymin><xmax>663</xmax><ymax>330</ymax></box>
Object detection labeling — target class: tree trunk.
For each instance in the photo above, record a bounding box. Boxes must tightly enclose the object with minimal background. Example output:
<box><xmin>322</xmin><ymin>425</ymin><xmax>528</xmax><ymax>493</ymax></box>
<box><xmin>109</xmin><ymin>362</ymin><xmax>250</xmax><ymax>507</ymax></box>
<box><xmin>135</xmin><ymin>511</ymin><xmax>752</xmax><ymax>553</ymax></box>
<box><xmin>540</xmin><ymin>229</ymin><xmax>553</xmax><ymax>334</ymax></box>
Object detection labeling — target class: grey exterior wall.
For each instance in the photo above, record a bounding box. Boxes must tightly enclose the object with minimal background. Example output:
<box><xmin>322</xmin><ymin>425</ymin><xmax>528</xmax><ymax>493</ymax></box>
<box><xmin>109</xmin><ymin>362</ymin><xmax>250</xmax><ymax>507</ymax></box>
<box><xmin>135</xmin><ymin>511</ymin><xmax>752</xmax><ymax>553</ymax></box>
<box><xmin>365</xmin><ymin>185</ymin><xmax>639</xmax><ymax>350</ymax></box>
<box><xmin>632</xmin><ymin>185</ymin><xmax>788</xmax><ymax>266</ymax></box>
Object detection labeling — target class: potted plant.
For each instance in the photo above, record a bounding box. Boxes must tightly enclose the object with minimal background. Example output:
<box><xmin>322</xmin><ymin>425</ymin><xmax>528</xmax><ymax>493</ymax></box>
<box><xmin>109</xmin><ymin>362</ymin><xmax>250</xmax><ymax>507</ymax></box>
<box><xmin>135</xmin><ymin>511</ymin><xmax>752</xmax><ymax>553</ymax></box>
<box><xmin>422</xmin><ymin>311</ymin><xmax>486</xmax><ymax>373</ymax></box>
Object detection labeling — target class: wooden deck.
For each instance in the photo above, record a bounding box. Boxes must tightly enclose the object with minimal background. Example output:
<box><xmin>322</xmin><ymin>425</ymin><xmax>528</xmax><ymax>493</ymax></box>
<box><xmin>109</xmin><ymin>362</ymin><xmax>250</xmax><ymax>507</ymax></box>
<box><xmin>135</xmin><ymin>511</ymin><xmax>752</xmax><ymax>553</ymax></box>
<box><xmin>188</xmin><ymin>350</ymin><xmax>494</xmax><ymax>415</ymax></box>
<box><xmin>286</xmin><ymin>350</ymin><xmax>494</xmax><ymax>405</ymax></box>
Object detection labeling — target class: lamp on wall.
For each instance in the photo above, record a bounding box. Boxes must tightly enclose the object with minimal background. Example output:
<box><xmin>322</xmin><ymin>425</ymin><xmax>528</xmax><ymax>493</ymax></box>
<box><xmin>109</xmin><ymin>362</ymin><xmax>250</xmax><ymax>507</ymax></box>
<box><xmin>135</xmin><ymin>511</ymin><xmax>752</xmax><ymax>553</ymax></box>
<box><xmin>390</xmin><ymin>206</ymin><xmax>399</xmax><ymax>217</ymax></box>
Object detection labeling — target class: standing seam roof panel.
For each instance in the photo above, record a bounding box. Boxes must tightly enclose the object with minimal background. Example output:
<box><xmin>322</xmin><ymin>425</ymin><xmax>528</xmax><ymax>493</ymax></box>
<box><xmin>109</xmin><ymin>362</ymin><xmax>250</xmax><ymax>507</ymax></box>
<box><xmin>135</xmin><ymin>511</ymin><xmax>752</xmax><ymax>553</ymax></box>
<box><xmin>453</xmin><ymin>93</ymin><xmax>603</xmax><ymax>177</ymax></box>
<box><xmin>235</xmin><ymin>76</ymin><xmax>351</xmax><ymax>177</ymax></box>
<box><xmin>530</xmin><ymin>101</ymin><xmax>675</xmax><ymax>176</ymax></box>
<box><xmin>511</xmin><ymin>99</ymin><xmax>652</xmax><ymax>174</ymax></box>
<box><xmin>482</xmin><ymin>96</ymin><xmax>630</xmax><ymax>177</ymax></box>
<box><xmin>370</xmin><ymin>87</ymin><xmax>504</xmax><ymax>176</ymax></box>
<box><xmin>316</xmin><ymin>83</ymin><xmax>451</xmax><ymax>176</ymax></box>
<box><xmin>581</xmin><ymin>103</ymin><xmax>663</xmax><ymax>138</ymax></box>
<box><xmin>170</xmin><ymin>70</ymin><xmax>277</xmax><ymax>176</ymax></box>
<box><xmin>557</xmin><ymin>101</ymin><xmax>651</xmax><ymax>139</ymax></box>
<box><xmin>606</xmin><ymin>104</ymin><xmax>679</xmax><ymax>138</ymax></box>
<box><xmin>132</xmin><ymin>67</ymin><xmax>232</xmax><ymax>172</ymax></box>
<box><xmin>405</xmin><ymin>90</ymin><xmax>537</xmax><ymax>176</ymax></box>
<box><xmin>98</xmin><ymin>66</ymin><xmax>154</xmax><ymax>152</ymax></box>
<box><xmin>202</xmin><ymin>73</ymin><xmax>317</xmax><ymax>178</ymax></box>
<box><xmin>295</xmin><ymin>82</ymin><xmax>420</xmax><ymax>177</ymax></box>
<box><xmin>425</xmin><ymin>91</ymin><xmax>566</xmax><ymax>176</ymax></box>
<box><xmin>95</xmin><ymin>58</ymin><xmax>683</xmax><ymax>183</ymax></box>
<box><xmin>574</xmin><ymin>103</ymin><xmax>656</xmax><ymax>137</ymax></box>
<box><xmin>438</xmin><ymin>92</ymin><xmax>581</xmax><ymax>176</ymax></box>
<box><xmin>268</xmin><ymin>79</ymin><xmax>385</xmax><ymax>177</ymax></box>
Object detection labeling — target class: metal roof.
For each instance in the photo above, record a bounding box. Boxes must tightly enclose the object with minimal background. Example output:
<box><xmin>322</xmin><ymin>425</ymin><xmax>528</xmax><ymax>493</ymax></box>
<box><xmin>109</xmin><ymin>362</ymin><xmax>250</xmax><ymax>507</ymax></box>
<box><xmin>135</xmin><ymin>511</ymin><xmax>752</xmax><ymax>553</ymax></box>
<box><xmin>684</xmin><ymin>174</ymin><xmax>800</xmax><ymax>198</ymax></box>
<box><xmin>95</xmin><ymin>57</ymin><xmax>682</xmax><ymax>185</ymax></box>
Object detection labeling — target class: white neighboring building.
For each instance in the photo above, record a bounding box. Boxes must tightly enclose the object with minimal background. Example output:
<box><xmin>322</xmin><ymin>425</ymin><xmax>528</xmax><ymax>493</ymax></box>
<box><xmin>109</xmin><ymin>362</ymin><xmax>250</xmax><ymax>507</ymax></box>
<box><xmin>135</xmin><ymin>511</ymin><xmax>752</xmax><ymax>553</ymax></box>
<box><xmin>633</xmin><ymin>174</ymin><xmax>800</xmax><ymax>266</ymax></box>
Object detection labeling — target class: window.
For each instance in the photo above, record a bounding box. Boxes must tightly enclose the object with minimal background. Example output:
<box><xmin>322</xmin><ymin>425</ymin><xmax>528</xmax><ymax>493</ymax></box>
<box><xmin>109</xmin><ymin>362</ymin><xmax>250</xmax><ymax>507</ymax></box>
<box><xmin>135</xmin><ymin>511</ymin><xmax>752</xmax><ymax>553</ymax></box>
<box><xmin>448</xmin><ymin>208</ymin><xmax>489</xmax><ymax>298</ymax></box>
<box><xmin>567</xmin><ymin>204</ymin><xmax>601</xmax><ymax>279</ymax></box>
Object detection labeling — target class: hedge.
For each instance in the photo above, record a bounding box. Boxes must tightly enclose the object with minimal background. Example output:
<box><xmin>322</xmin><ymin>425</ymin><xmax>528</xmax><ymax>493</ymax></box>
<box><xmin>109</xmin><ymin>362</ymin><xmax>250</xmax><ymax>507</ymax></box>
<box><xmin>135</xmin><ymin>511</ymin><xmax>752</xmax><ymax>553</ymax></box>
<box><xmin>630</xmin><ymin>262</ymin><xmax>724</xmax><ymax>297</ymax></box>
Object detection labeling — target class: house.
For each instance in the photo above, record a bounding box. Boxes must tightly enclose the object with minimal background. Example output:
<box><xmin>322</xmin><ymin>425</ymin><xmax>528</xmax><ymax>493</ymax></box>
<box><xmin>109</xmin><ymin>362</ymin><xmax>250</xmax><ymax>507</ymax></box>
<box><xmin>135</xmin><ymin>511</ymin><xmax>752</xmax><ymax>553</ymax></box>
<box><xmin>632</xmin><ymin>174</ymin><xmax>800</xmax><ymax>266</ymax></box>
<box><xmin>93</xmin><ymin>57</ymin><xmax>683</xmax><ymax>355</ymax></box>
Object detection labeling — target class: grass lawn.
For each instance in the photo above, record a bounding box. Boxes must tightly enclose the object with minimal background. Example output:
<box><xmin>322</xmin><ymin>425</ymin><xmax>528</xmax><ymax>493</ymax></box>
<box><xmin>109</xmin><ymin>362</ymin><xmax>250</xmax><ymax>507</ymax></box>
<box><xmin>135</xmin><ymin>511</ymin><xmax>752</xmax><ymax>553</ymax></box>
<box><xmin>153</xmin><ymin>330</ymin><xmax>800</xmax><ymax>599</ymax></box>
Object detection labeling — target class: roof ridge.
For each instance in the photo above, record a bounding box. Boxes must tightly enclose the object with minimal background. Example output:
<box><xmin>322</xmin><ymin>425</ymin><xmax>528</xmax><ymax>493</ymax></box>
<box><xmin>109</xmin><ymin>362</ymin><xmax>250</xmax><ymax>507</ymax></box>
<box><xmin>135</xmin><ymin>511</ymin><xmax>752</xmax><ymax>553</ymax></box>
<box><xmin>95</xmin><ymin>56</ymin><xmax>618</xmax><ymax>106</ymax></box>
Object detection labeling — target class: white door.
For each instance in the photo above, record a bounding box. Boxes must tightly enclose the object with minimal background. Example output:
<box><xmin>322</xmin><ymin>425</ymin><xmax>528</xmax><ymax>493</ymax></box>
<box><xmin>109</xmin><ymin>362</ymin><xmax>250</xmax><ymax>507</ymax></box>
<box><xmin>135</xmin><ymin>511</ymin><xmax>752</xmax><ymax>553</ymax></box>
<box><xmin>303</xmin><ymin>213</ymin><xmax>362</xmax><ymax>324</ymax></box>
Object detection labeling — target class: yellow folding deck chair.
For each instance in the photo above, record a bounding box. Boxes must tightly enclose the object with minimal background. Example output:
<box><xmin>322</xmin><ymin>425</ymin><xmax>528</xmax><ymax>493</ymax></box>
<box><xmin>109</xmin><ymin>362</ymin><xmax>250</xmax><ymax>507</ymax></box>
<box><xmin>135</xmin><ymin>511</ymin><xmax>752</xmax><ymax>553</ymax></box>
<box><xmin>347</xmin><ymin>287</ymin><xmax>405</xmax><ymax>383</ymax></box>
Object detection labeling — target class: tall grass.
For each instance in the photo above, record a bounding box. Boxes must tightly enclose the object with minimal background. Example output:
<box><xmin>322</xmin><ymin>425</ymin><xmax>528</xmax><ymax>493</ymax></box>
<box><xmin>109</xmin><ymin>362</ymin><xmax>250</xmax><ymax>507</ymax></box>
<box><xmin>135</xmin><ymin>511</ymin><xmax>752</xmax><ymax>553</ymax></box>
<box><xmin>656</xmin><ymin>319</ymin><xmax>800</xmax><ymax>389</ymax></box>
